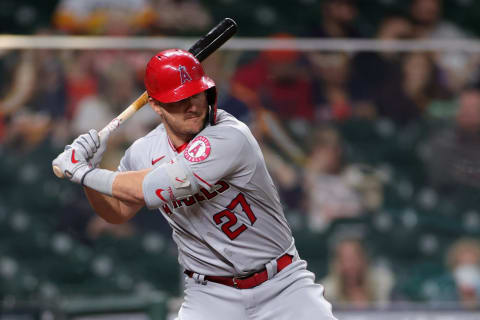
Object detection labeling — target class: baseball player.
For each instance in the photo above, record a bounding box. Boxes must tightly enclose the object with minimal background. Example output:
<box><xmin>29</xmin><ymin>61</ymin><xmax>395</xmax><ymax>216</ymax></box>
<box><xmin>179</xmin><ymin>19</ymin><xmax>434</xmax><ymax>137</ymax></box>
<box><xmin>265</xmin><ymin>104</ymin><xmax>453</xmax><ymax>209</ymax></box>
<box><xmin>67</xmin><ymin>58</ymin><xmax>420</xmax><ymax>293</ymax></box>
<box><xmin>52</xmin><ymin>49</ymin><xmax>337</xmax><ymax>320</ymax></box>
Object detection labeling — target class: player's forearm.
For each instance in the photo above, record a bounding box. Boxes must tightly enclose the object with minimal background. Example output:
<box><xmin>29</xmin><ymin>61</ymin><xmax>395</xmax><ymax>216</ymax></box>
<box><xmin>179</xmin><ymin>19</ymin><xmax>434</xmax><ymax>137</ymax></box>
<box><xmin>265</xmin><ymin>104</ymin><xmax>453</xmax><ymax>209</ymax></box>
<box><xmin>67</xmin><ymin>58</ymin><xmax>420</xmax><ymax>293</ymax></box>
<box><xmin>84</xmin><ymin>186</ymin><xmax>126</xmax><ymax>224</ymax></box>
<box><xmin>83</xmin><ymin>186</ymin><xmax>141</xmax><ymax>224</ymax></box>
<box><xmin>82</xmin><ymin>169</ymin><xmax>150</xmax><ymax>224</ymax></box>
<box><xmin>111</xmin><ymin>169</ymin><xmax>150</xmax><ymax>204</ymax></box>
<box><xmin>81</xmin><ymin>167</ymin><xmax>149</xmax><ymax>204</ymax></box>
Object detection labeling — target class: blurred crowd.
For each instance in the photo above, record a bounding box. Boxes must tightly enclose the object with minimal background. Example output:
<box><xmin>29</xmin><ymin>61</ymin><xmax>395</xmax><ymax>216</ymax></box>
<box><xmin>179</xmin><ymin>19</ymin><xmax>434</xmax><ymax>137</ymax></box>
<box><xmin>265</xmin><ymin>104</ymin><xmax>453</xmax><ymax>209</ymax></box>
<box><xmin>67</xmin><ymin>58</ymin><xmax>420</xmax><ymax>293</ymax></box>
<box><xmin>2</xmin><ymin>0</ymin><xmax>480</xmax><ymax>310</ymax></box>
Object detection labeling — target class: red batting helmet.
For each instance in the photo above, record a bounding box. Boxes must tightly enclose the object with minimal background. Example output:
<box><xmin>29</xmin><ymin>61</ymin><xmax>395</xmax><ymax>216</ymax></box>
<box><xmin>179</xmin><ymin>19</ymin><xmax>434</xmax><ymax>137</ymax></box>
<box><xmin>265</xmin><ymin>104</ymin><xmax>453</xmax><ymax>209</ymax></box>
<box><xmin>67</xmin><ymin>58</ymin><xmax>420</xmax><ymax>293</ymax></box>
<box><xmin>145</xmin><ymin>49</ymin><xmax>217</xmax><ymax>125</ymax></box>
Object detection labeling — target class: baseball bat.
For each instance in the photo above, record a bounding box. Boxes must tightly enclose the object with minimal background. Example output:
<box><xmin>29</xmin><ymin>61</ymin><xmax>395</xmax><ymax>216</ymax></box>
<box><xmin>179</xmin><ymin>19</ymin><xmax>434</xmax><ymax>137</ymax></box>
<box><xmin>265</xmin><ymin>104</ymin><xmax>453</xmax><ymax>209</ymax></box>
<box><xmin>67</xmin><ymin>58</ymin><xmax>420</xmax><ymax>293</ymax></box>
<box><xmin>53</xmin><ymin>18</ymin><xmax>238</xmax><ymax>178</ymax></box>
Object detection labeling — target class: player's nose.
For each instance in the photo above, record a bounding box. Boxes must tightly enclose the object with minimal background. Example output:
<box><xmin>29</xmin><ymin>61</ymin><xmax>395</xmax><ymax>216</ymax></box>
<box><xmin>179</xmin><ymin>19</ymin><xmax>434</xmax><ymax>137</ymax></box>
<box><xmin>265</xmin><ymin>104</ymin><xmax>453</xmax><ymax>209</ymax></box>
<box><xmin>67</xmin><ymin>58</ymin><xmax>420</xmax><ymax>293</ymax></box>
<box><xmin>184</xmin><ymin>98</ymin><xmax>197</xmax><ymax>112</ymax></box>
<box><xmin>185</xmin><ymin>96</ymin><xmax>202</xmax><ymax>112</ymax></box>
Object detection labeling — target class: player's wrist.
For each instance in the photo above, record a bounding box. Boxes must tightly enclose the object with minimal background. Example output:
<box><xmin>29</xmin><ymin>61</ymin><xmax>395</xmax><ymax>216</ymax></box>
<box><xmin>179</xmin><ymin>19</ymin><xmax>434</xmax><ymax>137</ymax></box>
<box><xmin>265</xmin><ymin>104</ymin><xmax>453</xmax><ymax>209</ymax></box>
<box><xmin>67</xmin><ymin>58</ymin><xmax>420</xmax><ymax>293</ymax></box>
<box><xmin>82</xmin><ymin>168</ymin><xmax>118</xmax><ymax>197</ymax></box>
<box><xmin>69</xmin><ymin>163</ymin><xmax>94</xmax><ymax>184</ymax></box>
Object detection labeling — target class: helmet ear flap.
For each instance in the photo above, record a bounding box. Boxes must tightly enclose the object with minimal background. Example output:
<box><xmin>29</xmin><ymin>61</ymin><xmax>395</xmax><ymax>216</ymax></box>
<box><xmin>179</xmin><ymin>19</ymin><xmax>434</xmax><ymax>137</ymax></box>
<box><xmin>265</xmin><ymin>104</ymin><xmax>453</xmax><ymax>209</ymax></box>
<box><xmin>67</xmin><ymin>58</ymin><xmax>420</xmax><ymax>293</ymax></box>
<box><xmin>207</xmin><ymin>105</ymin><xmax>214</xmax><ymax>126</ymax></box>
<box><xmin>206</xmin><ymin>87</ymin><xmax>217</xmax><ymax>125</ymax></box>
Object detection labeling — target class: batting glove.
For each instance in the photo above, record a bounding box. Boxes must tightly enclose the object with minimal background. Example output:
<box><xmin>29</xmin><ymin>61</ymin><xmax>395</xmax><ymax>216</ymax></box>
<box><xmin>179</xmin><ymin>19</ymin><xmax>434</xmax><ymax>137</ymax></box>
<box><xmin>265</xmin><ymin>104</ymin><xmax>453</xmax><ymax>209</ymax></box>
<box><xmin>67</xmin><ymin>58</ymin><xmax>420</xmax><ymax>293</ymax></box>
<box><xmin>52</xmin><ymin>145</ymin><xmax>93</xmax><ymax>185</ymax></box>
<box><xmin>70</xmin><ymin>128</ymin><xmax>113</xmax><ymax>168</ymax></box>
<box><xmin>89</xmin><ymin>128</ymin><xmax>112</xmax><ymax>168</ymax></box>
<box><xmin>71</xmin><ymin>130</ymin><xmax>99</xmax><ymax>159</ymax></box>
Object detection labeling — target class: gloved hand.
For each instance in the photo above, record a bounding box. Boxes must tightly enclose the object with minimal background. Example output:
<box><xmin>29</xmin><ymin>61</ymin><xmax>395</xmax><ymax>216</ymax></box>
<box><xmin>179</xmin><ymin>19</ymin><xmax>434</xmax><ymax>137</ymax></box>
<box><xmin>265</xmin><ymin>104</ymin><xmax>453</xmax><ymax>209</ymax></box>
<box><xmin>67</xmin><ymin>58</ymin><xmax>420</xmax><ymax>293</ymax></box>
<box><xmin>71</xmin><ymin>129</ymin><xmax>111</xmax><ymax>168</ymax></box>
<box><xmin>52</xmin><ymin>145</ymin><xmax>93</xmax><ymax>184</ymax></box>
<box><xmin>91</xmin><ymin>129</ymin><xmax>112</xmax><ymax>168</ymax></box>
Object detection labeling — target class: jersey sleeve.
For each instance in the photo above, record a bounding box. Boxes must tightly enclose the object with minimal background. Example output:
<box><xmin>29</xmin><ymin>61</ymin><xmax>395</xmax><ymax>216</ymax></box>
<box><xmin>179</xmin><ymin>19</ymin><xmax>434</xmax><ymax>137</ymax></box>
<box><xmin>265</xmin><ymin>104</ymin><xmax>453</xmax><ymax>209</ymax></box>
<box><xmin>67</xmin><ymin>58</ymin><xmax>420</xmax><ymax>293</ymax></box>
<box><xmin>117</xmin><ymin>145</ymin><xmax>133</xmax><ymax>172</ymax></box>
<box><xmin>179</xmin><ymin>125</ymin><xmax>255</xmax><ymax>191</ymax></box>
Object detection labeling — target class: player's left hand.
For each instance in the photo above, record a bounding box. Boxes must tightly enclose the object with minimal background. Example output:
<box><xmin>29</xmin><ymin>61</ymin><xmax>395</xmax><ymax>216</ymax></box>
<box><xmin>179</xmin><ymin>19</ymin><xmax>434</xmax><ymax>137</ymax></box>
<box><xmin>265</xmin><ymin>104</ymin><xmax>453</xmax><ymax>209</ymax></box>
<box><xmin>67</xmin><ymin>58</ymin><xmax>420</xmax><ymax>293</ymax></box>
<box><xmin>52</xmin><ymin>145</ymin><xmax>93</xmax><ymax>184</ymax></box>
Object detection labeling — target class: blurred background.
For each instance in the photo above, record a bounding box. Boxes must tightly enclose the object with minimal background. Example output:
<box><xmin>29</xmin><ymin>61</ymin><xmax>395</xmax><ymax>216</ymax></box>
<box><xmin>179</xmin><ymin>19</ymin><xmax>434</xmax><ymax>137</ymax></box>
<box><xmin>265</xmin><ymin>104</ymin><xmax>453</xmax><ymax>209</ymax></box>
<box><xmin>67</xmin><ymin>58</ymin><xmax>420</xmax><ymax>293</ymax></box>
<box><xmin>1</xmin><ymin>0</ymin><xmax>480</xmax><ymax>319</ymax></box>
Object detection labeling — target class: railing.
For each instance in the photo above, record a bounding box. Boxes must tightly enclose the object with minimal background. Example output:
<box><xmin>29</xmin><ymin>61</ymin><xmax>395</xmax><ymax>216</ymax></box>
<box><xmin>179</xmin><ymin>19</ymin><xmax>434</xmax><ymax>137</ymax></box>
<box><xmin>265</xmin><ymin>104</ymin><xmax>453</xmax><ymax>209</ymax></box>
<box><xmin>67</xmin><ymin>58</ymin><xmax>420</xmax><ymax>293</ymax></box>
<box><xmin>1</xmin><ymin>36</ymin><xmax>480</xmax><ymax>52</ymax></box>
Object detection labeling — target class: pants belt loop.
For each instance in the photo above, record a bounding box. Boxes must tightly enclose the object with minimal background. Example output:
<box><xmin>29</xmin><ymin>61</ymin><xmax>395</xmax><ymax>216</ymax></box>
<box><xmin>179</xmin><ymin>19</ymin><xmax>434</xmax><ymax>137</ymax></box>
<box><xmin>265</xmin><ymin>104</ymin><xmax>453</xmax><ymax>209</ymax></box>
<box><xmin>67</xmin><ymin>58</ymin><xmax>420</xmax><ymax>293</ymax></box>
<box><xmin>265</xmin><ymin>258</ymin><xmax>278</xmax><ymax>280</ymax></box>
<box><xmin>192</xmin><ymin>272</ymin><xmax>207</xmax><ymax>285</ymax></box>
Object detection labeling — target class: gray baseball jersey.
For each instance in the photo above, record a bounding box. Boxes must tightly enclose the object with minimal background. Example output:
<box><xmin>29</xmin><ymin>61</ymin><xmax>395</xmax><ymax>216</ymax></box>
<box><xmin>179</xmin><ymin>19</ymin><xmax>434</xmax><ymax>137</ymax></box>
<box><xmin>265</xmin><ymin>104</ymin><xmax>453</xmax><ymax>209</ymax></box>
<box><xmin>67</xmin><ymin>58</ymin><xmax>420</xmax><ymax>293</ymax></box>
<box><xmin>118</xmin><ymin>109</ymin><xmax>294</xmax><ymax>276</ymax></box>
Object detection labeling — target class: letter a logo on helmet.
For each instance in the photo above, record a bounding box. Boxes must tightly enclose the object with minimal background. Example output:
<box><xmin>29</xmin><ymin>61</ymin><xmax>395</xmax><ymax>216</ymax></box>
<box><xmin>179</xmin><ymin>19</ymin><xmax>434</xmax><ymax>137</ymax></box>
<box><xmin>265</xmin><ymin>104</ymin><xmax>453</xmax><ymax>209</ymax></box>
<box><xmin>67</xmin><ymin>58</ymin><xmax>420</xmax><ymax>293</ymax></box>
<box><xmin>145</xmin><ymin>49</ymin><xmax>218</xmax><ymax>125</ymax></box>
<box><xmin>179</xmin><ymin>65</ymin><xmax>192</xmax><ymax>85</ymax></box>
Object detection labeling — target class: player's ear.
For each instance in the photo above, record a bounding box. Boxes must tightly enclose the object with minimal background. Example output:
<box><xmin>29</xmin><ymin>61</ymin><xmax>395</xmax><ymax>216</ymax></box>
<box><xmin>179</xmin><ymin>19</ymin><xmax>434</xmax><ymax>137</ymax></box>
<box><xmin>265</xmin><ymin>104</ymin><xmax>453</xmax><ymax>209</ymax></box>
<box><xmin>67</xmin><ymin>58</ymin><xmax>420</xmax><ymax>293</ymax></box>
<box><xmin>149</xmin><ymin>97</ymin><xmax>163</xmax><ymax>116</ymax></box>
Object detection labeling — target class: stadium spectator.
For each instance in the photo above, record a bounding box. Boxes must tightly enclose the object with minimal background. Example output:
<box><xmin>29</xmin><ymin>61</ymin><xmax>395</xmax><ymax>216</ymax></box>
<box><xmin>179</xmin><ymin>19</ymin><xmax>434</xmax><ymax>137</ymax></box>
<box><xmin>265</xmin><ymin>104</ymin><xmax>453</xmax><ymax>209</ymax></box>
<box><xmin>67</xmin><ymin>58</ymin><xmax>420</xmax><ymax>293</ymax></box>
<box><xmin>409</xmin><ymin>0</ymin><xmax>474</xmax><ymax>92</ymax></box>
<box><xmin>447</xmin><ymin>238</ymin><xmax>480</xmax><ymax>309</ymax></box>
<box><xmin>53</xmin><ymin>0</ymin><xmax>155</xmax><ymax>35</ymax></box>
<box><xmin>375</xmin><ymin>52</ymin><xmax>449</xmax><ymax>125</ymax></box>
<box><xmin>259</xmin><ymin>137</ymin><xmax>304</xmax><ymax>212</ymax></box>
<box><xmin>349</xmin><ymin>15</ymin><xmax>413</xmax><ymax>118</ymax></box>
<box><xmin>2</xmin><ymin>46</ymin><xmax>69</xmax><ymax>153</ymax></box>
<box><xmin>0</xmin><ymin>50</ymin><xmax>36</xmax><ymax>142</ymax></box>
<box><xmin>150</xmin><ymin>0</ymin><xmax>212</xmax><ymax>35</ymax></box>
<box><xmin>309</xmin><ymin>52</ymin><xmax>354</xmax><ymax>122</ymax></box>
<box><xmin>410</xmin><ymin>0</ymin><xmax>468</xmax><ymax>40</ymax></box>
<box><xmin>425</xmin><ymin>238</ymin><xmax>480</xmax><ymax>308</ymax></box>
<box><xmin>308</xmin><ymin>0</ymin><xmax>361</xmax><ymax>38</ymax></box>
<box><xmin>0</xmin><ymin>50</ymin><xmax>36</xmax><ymax>118</ymax></box>
<box><xmin>421</xmin><ymin>86</ymin><xmax>480</xmax><ymax>190</ymax></box>
<box><xmin>303</xmin><ymin>126</ymin><xmax>365</xmax><ymax>231</ymax></box>
<box><xmin>227</xmin><ymin>34</ymin><xmax>315</xmax><ymax>122</ymax></box>
<box><xmin>53</xmin><ymin>0</ymin><xmax>212</xmax><ymax>36</ymax></box>
<box><xmin>260</xmin><ymin>123</ymin><xmax>383</xmax><ymax>220</ymax></box>
<box><xmin>30</xmin><ymin>50</ymin><xmax>68</xmax><ymax>120</ymax></box>
<box><xmin>3</xmin><ymin>110</ymin><xmax>52</xmax><ymax>153</ymax></box>
<box><xmin>321</xmin><ymin>237</ymin><xmax>395</xmax><ymax>308</ymax></box>
<box><xmin>63</xmin><ymin>51</ymin><xmax>99</xmax><ymax>120</ymax></box>
<box><xmin>63</xmin><ymin>49</ymin><xmax>151</xmax><ymax>125</ymax></box>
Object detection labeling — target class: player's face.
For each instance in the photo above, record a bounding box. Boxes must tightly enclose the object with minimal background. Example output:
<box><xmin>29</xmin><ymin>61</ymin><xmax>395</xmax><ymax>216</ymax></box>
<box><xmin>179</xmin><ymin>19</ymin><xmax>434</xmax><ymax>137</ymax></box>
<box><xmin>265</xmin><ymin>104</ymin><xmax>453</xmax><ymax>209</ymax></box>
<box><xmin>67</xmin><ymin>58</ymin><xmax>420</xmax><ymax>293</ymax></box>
<box><xmin>153</xmin><ymin>91</ymin><xmax>209</xmax><ymax>139</ymax></box>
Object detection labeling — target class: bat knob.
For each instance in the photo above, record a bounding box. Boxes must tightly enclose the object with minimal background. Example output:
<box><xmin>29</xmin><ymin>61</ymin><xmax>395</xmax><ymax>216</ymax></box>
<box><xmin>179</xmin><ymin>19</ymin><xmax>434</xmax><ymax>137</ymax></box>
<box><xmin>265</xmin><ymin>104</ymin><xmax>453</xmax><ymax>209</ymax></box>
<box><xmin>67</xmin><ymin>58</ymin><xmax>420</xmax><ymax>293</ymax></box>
<box><xmin>53</xmin><ymin>165</ymin><xmax>64</xmax><ymax>178</ymax></box>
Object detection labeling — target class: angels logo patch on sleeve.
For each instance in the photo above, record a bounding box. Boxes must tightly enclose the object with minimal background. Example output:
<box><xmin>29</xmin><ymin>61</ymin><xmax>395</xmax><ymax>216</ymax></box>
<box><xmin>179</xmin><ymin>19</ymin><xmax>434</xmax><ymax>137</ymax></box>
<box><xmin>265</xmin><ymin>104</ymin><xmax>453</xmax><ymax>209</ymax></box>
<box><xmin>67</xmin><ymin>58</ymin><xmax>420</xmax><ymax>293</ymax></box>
<box><xmin>184</xmin><ymin>136</ymin><xmax>211</xmax><ymax>162</ymax></box>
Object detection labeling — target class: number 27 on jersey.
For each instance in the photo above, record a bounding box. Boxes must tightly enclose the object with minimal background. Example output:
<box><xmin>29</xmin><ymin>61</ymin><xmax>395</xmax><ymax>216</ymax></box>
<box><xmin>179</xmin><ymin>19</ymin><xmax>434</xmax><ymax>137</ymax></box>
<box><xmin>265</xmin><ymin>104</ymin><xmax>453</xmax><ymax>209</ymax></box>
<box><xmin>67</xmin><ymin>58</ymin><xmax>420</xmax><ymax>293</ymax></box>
<box><xmin>213</xmin><ymin>193</ymin><xmax>257</xmax><ymax>240</ymax></box>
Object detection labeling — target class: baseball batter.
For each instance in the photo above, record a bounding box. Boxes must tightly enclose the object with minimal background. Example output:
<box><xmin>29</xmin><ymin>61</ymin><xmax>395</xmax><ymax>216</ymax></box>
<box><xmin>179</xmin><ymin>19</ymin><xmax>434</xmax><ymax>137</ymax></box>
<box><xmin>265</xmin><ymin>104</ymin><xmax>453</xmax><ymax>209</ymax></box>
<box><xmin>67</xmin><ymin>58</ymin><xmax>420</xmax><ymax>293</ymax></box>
<box><xmin>53</xmin><ymin>49</ymin><xmax>337</xmax><ymax>320</ymax></box>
